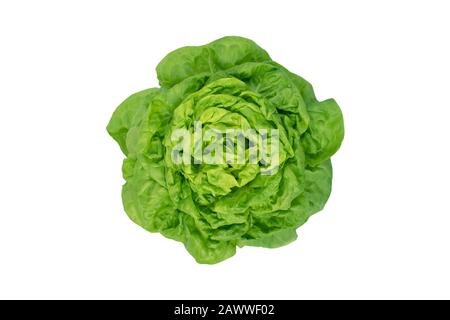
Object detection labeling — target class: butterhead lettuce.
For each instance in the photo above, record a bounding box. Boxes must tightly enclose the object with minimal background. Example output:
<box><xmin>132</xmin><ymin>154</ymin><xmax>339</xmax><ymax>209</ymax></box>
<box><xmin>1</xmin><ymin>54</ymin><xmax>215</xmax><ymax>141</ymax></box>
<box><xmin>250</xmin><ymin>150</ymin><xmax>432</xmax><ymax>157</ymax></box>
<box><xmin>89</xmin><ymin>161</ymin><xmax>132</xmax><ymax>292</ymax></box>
<box><xmin>107</xmin><ymin>36</ymin><xmax>344</xmax><ymax>264</ymax></box>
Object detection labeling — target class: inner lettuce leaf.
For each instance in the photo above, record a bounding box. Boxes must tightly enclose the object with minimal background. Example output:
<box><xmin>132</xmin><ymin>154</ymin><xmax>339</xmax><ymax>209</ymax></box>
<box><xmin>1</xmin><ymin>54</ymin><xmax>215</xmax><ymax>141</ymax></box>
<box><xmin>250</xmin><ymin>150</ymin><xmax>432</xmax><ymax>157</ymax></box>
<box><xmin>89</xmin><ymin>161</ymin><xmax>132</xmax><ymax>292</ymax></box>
<box><xmin>107</xmin><ymin>36</ymin><xmax>344</xmax><ymax>264</ymax></box>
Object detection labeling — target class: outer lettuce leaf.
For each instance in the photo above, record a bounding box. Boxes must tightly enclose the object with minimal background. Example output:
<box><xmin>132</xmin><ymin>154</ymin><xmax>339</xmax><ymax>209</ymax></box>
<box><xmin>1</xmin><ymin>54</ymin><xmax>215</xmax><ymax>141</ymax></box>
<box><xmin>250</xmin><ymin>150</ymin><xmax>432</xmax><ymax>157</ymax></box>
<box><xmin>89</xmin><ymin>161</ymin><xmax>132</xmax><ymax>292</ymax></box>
<box><xmin>107</xmin><ymin>88</ymin><xmax>159</xmax><ymax>155</ymax></box>
<box><xmin>302</xmin><ymin>99</ymin><xmax>345</xmax><ymax>166</ymax></box>
<box><xmin>156</xmin><ymin>37</ymin><xmax>270</xmax><ymax>87</ymax></box>
<box><xmin>107</xmin><ymin>36</ymin><xmax>344</xmax><ymax>264</ymax></box>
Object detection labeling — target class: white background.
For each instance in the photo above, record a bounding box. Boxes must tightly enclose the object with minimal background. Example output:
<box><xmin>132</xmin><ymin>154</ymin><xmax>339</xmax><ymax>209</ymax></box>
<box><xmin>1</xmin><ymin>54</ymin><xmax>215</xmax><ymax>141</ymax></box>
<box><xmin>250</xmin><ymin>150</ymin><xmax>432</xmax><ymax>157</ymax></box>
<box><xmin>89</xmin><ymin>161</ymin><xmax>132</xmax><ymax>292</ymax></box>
<box><xmin>1</xmin><ymin>0</ymin><xmax>449</xmax><ymax>300</ymax></box>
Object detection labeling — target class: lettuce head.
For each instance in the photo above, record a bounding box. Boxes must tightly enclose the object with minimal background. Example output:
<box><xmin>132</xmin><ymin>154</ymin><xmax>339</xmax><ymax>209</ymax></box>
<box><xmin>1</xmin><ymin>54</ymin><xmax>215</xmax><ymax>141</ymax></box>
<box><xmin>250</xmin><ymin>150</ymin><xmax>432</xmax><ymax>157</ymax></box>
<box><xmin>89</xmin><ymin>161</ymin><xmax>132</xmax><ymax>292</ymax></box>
<box><xmin>107</xmin><ymin>36</ymin><xmax>344</xmax><ymax>264</ymax></box>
